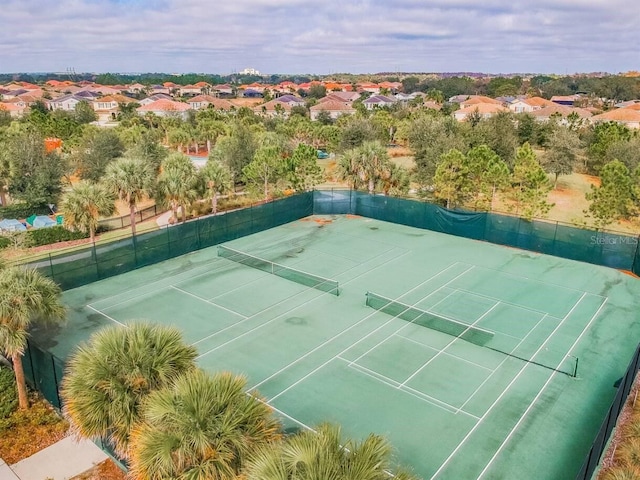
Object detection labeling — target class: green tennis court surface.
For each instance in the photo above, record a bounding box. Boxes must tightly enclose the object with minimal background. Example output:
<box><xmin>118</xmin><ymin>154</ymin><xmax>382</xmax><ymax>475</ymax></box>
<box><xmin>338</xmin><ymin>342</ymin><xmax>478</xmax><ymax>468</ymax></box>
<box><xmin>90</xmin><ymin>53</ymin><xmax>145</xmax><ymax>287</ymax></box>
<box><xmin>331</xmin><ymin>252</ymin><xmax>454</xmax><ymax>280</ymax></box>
<box><xmin>35</xmin><ymin>215</ymin><xmax>640</xmax><ymax>479</ymax></box>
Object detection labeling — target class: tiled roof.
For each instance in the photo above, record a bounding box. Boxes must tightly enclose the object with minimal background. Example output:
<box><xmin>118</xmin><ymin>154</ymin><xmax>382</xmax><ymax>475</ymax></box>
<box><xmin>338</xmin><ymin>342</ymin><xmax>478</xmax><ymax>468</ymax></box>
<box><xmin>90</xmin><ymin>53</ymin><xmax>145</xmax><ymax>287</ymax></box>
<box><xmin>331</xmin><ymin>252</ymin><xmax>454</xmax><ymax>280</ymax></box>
<box><xmin>310</xmin><ymin>100</ymin><xmax>355</xmax><ymax>111</ymax></box>
<box><xmin>456</xmin><ymin>103</ymin><xmax>509</xmax><ymax>114</ymax></box>
<box><xmin>524</xmin><ymin>97</ymin><xmax>556</xmax><ymax>108</ymax></box>
<box><xmin>592</xmin><ymin>109</ymin><xmax>640</xmax><ymax>122</ymax></box>
<box><xmin>137</xmin><ymin>99</ymin><xmax>191</xmax><ymax>112</ymax></box>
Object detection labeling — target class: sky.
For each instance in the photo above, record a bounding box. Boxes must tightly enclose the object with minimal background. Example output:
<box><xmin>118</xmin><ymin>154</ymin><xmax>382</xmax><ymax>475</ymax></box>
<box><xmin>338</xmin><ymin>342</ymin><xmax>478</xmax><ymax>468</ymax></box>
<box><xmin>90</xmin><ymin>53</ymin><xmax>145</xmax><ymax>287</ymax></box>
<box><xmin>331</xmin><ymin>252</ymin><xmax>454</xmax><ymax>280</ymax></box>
<box><xmin>1</xmin><ymin>0</ymin><xmax>639</xmax><ymax>75</ymax></box>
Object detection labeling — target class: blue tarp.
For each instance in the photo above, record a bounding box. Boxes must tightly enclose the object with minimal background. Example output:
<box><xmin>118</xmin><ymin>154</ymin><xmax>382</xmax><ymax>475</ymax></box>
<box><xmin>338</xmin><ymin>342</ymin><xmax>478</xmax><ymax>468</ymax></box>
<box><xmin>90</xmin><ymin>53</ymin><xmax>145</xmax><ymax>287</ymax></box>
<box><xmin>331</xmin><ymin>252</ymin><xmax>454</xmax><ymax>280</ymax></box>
<box><xmin>0</xmin><ymin>219</ymin><xmax>27</xmax><ymax>232</ymax></box>
<box><xmin>32</xmin><ymin>215</ymin><xmax>56</xmax><ymax>229</ymax></box>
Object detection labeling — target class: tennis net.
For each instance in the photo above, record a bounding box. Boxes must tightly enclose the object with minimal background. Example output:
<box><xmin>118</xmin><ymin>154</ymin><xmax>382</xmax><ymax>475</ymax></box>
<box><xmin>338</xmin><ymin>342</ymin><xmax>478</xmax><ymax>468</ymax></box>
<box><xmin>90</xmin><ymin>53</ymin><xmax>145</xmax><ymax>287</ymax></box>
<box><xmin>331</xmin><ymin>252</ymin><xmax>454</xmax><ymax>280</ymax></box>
<box><xmin>218</xmin><ymin>245</ymin><xmax>339</xmax><ymax>295</ymax></box>
<box><xmin>365</xmin><ymin>291</ymin><xmax>494</xmax><ymax>346</ymax></box>
<box><xmin>365</xmin><ymin>291</ymin><xmax>578</xmax><ymax>377</ymax></box>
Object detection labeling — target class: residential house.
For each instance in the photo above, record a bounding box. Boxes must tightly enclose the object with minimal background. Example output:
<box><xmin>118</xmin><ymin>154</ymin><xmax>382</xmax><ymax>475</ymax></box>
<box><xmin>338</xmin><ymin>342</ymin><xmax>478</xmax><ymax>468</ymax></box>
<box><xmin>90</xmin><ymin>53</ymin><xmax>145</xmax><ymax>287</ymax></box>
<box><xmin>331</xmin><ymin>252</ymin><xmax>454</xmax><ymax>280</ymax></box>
<box><xmin>358</xmin><ymin>82</ymin><xmax>381</xmax><ymax>94</ymax></box>
<box><xmin>254</xmin><ymin>99</ymin><xmax>294</xmax><ymax>118</ymax></box>
<box><xmin>363</xmin><ymin>95</ymin><xmax>396</xmax><ymax>110</ymax></box>
<box><xmin>459</xmin><ymin>96</ymin><xmax>502</xmax><ymax>109</ymax></box>
<box><xmin>136</xmin><ymin>99</ymin><xmax>191</xmax><ymax>119</ymax></box>
<box><xmin>179</xmin><ymin>84</ymin><xmax>203</xmax><ymax>96</ymax></box>
<box><xmin>529</xmin><ymin>105</ymin><xmax>592</xmax><ymax>124</ymax></box>
<box><xmin>47</xmin><ymin>94</ymin><xmax>86</xmax><ymax>111</ymax></box>
<box><xmin>310</xmin><ymin>100</ymin><xmax>356</xmax><ymax>120</ymax></box>
<box><xmin>323</xmin><ymin>91</ymin><xmax>360</xmax><ymax>102</ymax></box>
<box><xmin>75</xmin><ymin>90</ymin><xmax>101</xmax><ymax>100</ymax></box>
<box><xmin>127</xmin><ymin>83</ymin><xmax>147</xmax><ymax>94</ymax></box>
<box><xmin>0</xmin><ymin>102</ymin><xmax>26</xmax><ymax>118</ymax></box>
<box><xmin>591</xmin><ymin>109</ymin><xmax>640</xmax><ymax>129</ymax></box>
<box><xmin>240</xmin><ymin>89</ymin><xmax>263</xmax><ymax>98</ymax></box>
<box><xmin>138</xmin><ymin>93</ymin><xmax>173</xmax><ymax>106</ymax></box>
<box><xmin>523</xmin><ymin>97</ymin><xmax>557</xmax><ymax>110</ymax></box>
<box><xmin>212</xmin><ymin>84</ymin><xmax>234</xmax><ymax>96</ymax></box>
<box><xmin>614</xmin><ymin>100</ymin><xmax>640</xmax><ymax>108</ymax></box>
<box><xmin>507</xmin><ymin>99</ymin><xmax>535</xmax><ymax>113</ymax></box>
<box><xmin>187</xmin><ymin>95</ymin><xmax>234</xmax><ymax>110</ymax></box>
<box><xmin>150</xmin><ymin>85</ymin><xmax>171</xmax><ymax>95</ymax></box>
<box><xmin>550</xmin><ymin>95</ymin><xmax>581</xmax><ymax>106</ymax></box>
<box><xmin>90</xmin><ymin>85</ymin><xmax>124</xmax><ymax>96</ymax></box>
<box><xmin>276</xmin><ymin>94</ymin><xmax>305</xmax><ymax>107</ymax></box>
<box><xmin>453</xmin><ymin>103</ymin><xmax>509</xmax><ymax>121</ymax></box>
<box><xmin>93</xmin><ymin>94</ymin><xmax>137</xmax><ymax>123</ymax></box>
<box><xmin>378</xmin><ymin>81</ymin><xmax>402</xmax><ymax>93</ymax></box>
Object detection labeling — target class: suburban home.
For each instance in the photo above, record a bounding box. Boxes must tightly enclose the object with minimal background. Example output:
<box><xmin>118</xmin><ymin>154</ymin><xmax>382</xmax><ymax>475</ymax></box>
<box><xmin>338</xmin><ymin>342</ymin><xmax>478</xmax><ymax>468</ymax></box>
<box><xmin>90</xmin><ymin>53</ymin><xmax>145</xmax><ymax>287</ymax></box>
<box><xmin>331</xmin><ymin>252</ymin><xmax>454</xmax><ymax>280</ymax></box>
<box><xmin>591</xmin><ymin>109</ymin><xmax>640</xmax><ymax>129</ymax></box>
<box><xmin>378</xmin><ymin>81</ymin><xmax>402</xmax><ymax>93</ymax></box>
<box><xmin>363</xmin><ymin>95</ymin><xmax>396</xmax><ymax>110</ymax></box>
<box><xmin>275</xmin><ymin>94</ymin><xmax>305</xmax><ymax>107</ymax></box>
<box><xmin>453</xmin><ymin>103</ymin><xmax>509</xmax><ymax>121</ymax></box>
<box><xmin>240</xmin><ymin>88</ymin><xmax>263</xmax><ymax>98</ymax></box>
<box><xmin>138</xmin><ymin>93</ymin><xmax>173</xmax><ymax>106</ymax></box>
<box><xmin>523</xmin><ymin>96</ymin><xmax>557</xmax><ymax>110</ymax></box>
<box><xmin>322</xmin><ymin>91</ymin><xmax>360</xmax><ymax>103</ymax></box>
<box><xmin>136</xmin><ymin>99</ymin><xmax>191</xmax><ymax>119</ymax></box>
<box><xmin>179</xmin><ymin>84</ymin><xmax>203</xmax><ymax>96</ymax></box>
<box><xmin>89</xmin><ymin>85</ymin><xmax>124</xmax><ymax>96</ymax></box>
<box><xmin>150</xmin><ymin>85</ymin><xmax>171</xmax><ymax>95</ymax></box>
<box><xmin>529</xmin><ymin>105</ymin><xmax>592</xmax><ymax>124</ymax></box>
<box><xmin>212</xmin><ymin>84</ymin><xmax>234</xmax><ymax>96</ymax></box>
<box><xmin>0</xmin><ymin>102</ymin><xmax>26</xmax><ymax>118</ymax></box>
<box><xmin>459</xmin><ymin>96</ymin><xmax>503</xmax><ymax>109</ymax></box>
<box><xmin>75</xmin><ymin>90</ymin><xmax>101</xmax><ymax>100</ymax></box>
<box><xmin>508</xmin><ymin>99</ymin><xmax>535</xmax><ymax>113</ymax></box>
<box><xmin>309</xmin><ymin>100</ymin><xmax>356</xmax><ymax>120</ymax></box>
<box><xmin>93</xmin><ymin>94</ymin><xmax>137</xmax><ymax>122</ymax></box>
<box><xmin>614</xmin><ymin>100</ymin><xmax>640</xmax><ymax>108</ymax></box>
<box><xmin>358</xmin><ymin>82</ymin><xmax>381</xmax><ymax>94</ymax></box>
<box><xmin>127</xmin><ymin>83</ymin><xmax>147</xmax><ymax>94</ymax></box>
<box><xmin>187</xmin><ymin>95</ymin><xmax>234</xmax><ymax>110</ymax></box>
<box><xmin>254</xmin><ymin>99</ymin><xmax>294</xmax><ymax>118</ymax></box>
<box><xmin>624</xmin><ymin>103</ymin><xmax>640</xmax><ymax>111</ymax></box>
<box><xmin>550</xmin><ymin>94</ymin><xmax>581</xmax><ymax>106</ymax></box>
<box><xmin>47</xmin><ymin>94</ymin><xmax>87</xmax><ymax>111</ymax></box>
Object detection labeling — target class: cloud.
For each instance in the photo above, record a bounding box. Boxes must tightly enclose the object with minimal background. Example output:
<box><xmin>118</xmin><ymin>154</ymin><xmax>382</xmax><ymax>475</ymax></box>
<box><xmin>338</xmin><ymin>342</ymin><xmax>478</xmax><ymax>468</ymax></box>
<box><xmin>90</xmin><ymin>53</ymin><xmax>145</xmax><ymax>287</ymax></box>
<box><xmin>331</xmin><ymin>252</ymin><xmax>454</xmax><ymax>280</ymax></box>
<box><xmin>0</xmin><ymin>0</ymin><xmax>638</xmax><ymax>74</ymax></box>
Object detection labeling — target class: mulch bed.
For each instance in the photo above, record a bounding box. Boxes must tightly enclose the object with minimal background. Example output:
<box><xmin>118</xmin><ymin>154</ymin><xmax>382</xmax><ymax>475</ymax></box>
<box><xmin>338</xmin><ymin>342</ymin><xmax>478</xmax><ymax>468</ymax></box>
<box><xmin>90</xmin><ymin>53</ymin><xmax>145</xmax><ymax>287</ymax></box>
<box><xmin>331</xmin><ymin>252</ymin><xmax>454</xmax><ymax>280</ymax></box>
<box><xmin>70</xmin><ymin>459</ymin><xmax>127</xmax><ymax>480</ymax></box>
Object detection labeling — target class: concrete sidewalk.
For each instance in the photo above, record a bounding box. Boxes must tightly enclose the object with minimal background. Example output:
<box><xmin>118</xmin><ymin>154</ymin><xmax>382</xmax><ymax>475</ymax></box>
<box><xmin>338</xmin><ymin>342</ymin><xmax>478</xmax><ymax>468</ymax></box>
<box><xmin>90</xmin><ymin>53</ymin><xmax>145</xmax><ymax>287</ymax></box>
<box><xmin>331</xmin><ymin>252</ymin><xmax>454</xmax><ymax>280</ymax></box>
<box><xmin>0</xmin><ymin>458</ymin><xmax>20</xmax><ymax>479</ymax></box>
<box><xmin>9</xmin><ymin>436</ymin><xmax>108</xmax><ymax>480</ymax></box>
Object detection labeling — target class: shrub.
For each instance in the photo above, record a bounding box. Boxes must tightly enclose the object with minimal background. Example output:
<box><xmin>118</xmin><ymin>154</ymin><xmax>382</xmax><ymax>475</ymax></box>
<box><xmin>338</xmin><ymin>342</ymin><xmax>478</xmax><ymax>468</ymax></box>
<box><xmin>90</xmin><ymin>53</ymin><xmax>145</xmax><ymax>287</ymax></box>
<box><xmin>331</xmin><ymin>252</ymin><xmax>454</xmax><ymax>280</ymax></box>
<box><xmin>0</xmin><ymin>236</ymin><xmax>10</xmax><ymax>250</ymax></box>
<box><xmin>0</xmin><ymin>367</ymin><xmax>18</xmax><ymax>419</ymax></box>
<box><xmin>0</xmin><ymin>203</ymin><xmax>50</xmax><ymax>220</ymax></box>
<box><xmin>23</xmin><ymin>226</ymin><xmax>87</xmax><ymax>248</ymax></box>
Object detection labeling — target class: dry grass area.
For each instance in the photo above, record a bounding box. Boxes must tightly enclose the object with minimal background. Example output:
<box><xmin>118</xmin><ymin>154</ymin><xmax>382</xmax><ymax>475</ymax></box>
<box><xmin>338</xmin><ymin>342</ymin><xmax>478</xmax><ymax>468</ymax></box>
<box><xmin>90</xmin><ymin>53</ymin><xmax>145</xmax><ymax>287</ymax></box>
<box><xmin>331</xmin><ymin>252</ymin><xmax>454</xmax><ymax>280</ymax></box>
<box><xmin>71</xmin><ymin>459</ymin><xmax>127</xmax><ymax>480</ymax></box>
<box><xmin>0</xmin><ymin>394</ymin><xmax>68</xmax><ymax>464</ymax></box>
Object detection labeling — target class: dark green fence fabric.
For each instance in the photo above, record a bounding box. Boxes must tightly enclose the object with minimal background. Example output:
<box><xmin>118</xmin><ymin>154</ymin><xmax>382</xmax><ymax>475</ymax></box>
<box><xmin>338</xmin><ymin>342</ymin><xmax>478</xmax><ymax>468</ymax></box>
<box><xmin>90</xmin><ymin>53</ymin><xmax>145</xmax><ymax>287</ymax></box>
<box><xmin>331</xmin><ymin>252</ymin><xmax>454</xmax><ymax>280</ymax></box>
<box><xmin>314</xmin><ymin>190</ymin><xmax>640</xmax><ymax>274</ymax></box>
<box><xmin>26</xmin><ymin>193</ymin><xmax>313</xmax><ymax>290</ymax></box>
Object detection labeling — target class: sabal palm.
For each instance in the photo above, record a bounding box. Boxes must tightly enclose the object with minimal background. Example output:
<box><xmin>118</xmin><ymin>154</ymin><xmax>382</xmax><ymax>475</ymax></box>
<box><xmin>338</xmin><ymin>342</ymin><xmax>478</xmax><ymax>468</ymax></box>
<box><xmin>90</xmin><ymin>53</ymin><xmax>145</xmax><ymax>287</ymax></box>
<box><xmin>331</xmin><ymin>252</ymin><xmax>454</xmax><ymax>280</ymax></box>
<box><xmin>61</xmin><ymin>181</ymin><xmax>116</xmax><ymax>243</ymax></box>
<box><xmin>0</xmin><ymin>267</ymin><xmax>65</xmax><ymax>409</ymax></box>
<box><xmin>337</xmin><ymin>149</ymin><xmax>362</xmax><ymax>190</ymax></box>
<box><xmin>61</xmin><ymin>322</ymin><xmax>197</xmax><ymax>457</ymax></box>
<box><xmin>103</xmin><ymin>157</ymin><xmax>155</xmax><ymax>235</ymax></box>
<box><xmin>357</xmin><ymin>141</ymin><xmax>392</xmax><ymax>194</ymax></box>
<box><xmin>244</xmin><ymin>423</ymin><xmax>418</xmax><ymax>480</ymax></box>
<box><xmin>129</xmin><ymin>369</ymin><xmax>281</xmax><ymax>480</ymax></box>
<box><xmin>201</xmin><ymin>159</ymin><xmax>232</xmax><ymax>215</ymax></box>
<box><xmin>158</xmin><ymin>153</ymin><xmax>200</xmax><ymax>223</ymax></box>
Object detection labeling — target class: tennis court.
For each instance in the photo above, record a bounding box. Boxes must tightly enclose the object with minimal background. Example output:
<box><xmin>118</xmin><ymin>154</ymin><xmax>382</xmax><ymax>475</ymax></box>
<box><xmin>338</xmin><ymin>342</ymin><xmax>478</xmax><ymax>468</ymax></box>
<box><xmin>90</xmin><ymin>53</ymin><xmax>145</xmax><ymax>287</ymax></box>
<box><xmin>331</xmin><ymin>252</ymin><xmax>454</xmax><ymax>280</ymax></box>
<box><xmin>39</xmin><ymin>214</ymin><xmax>640</xmax><ymax>479</ymax></box>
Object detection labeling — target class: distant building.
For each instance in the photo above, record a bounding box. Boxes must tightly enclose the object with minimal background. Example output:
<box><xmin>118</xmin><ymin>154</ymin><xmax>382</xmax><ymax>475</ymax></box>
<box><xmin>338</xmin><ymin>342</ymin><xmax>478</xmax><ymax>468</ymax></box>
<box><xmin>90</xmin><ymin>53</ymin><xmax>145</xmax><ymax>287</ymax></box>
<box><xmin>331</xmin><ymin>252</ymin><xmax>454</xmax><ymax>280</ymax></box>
<box><xmin>240</xmin><ymin>67</ymin><xmax>260</xmax><ymax>75</ymax></box>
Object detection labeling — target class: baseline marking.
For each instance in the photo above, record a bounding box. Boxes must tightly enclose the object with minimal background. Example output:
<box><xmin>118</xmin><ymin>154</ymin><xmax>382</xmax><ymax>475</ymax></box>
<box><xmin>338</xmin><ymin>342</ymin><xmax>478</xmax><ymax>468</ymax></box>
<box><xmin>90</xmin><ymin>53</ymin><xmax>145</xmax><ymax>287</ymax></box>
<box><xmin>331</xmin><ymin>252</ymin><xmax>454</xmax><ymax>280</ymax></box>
<box><xmin>399</xmin><ymin>301</ymin><xmax>501</xmax><ymax>387</ymax></box>
<box><xmin>170</xmin><ymin>285</ymin><xmax>247</xmax><ymax>319</ymax></box>
<box><xmin>428</xmin><ymin>294</ymin><xmax>588</xmax><ymax>479</ymax></box>
<box><xmin>266</xmin><ymin>265</ymin><xmax>474</xmax><ymax>401</ymax></box>
<box><xmin>86</xmin><ymin>305</ymin><xmax>127</xmax><ymax>328</ymax></box>
<box><xmin>196</xmin><ymin>247</ymin><xmax>415</xmax><ymax>358</ymax></box>
<box><xmin>476</xmin><ymin>297</ymin><xmax>608</xmax><ymax>479</ymax></box>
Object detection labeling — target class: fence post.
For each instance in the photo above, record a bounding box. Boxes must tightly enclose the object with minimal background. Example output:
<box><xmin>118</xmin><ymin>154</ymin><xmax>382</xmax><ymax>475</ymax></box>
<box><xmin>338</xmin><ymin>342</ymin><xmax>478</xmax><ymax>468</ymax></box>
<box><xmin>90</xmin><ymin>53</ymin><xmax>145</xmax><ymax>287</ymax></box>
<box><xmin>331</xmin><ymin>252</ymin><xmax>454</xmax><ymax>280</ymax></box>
<box><xmin>51</xmin><ymin>355</ymin><xmax>62</xmax><ymax>409</ymax></box>
<box><xmin>48</xmin><ymin>253</ymin><xmax>55</xmax><ymax>281</ymax></box>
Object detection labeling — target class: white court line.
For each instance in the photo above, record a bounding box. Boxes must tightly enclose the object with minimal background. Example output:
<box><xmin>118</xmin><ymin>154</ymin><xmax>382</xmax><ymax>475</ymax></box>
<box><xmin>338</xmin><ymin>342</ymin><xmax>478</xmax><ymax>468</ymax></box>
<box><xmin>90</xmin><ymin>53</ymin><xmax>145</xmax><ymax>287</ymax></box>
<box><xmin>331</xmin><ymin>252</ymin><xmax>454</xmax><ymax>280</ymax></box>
<box><xmin>394</xmin><ymin>334</ymin><xmax>494</xmax><ymax>372</ymax></box>
<box><xmin>339</xmin><ymin>356</ymin><xmax>480</xmax><ymax>420</ymax></box>
<box><xmin>476</xmin><ymin>297</ymin><xmax>609</xmax><ymax>479</ymax></box>
<box><xmin>399</xmin><ymin>302</ymin><xmax>501</xmax><ymax>388</ymax></box>
<box><xmin>451</xmin><ymin>287</ymin><xmax>555</xmax><ymax>318</ymax></box>
<box><xmin>347</xmin><ymin>268</ymin><xmax>474</xmax><ymax>368</ymax></box>
<box><xmin>170</xmin><ymin>285</ymin><xmax>247</xmax><ymax>318</ymax></box>
<box><xmin>266</xmin><ymin>265</ymin><xmax>473</xmax><ymax>402</ymax></box>
<box><xmin>249</xmin><ymin>263</ymin><xmax>464</xmax><ymax>391</ymax></box>
<box><xmin>192</xmin><ymin>247</ymin><xmax>405</xmax><ymax>348</ymax></box>
<box><xmin>456</xmin><ymin>314</ymin><xmax>548</xmax><ymax>414</ymax></box>
<box><xmin>86</xmin><ymin>305</ymin><xmax>127</xmax><ymax>328</ymax></box>
<box><xmin>428</xmin><ymin>293</ymin><xmax>588</xmax><ymax>479</ymax></box>
<box><xmin>457</xmin><ymin>261</ymin><xmax>606</xmax><ymax>298</ymax></box>
<box><xmin>196</xmin><ymin>247</ymin><xmax>415</xmax><ymax>358</ymax></box>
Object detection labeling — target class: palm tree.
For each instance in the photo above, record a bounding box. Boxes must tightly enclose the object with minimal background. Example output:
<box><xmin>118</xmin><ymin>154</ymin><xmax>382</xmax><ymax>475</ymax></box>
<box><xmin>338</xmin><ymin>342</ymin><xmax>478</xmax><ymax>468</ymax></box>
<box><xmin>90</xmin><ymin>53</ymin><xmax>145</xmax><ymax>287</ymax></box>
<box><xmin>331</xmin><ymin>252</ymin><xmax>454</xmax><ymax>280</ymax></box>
<box><xmin>157</xmin><ymin>153</ymin><xmax>200</xmax><ymax>223</ymax></box>
<box><xmin>201</xmin><ymin>159</ymin><xmax>233</xmax><ymax>215</ymax></box>
<box><xmin>244</xmin><ymin>423</ymin><xmax>418</xmax><ymax>480</ymax></box>
<box><xmin>0</xmin><ymin>267</ymin><xmax>65</xmax><ymax>409</ymax></box>
<box><xmin>61</xmin><ymin>322</ymin><xmax>197</xmax><ymax>458</ymax></box>
<box><xmin>337</xmin><ymin>148</ymin><xmax>362</xmax><ymax>190</ymax></box>
<box><xmin>103</xmin><ymin>157</ymin><xmax>155</xmax><ymax>235</ymax></box>
<box><xmin>128</xmin><ymin>369</ymin><xmax>281</xmax><ymax>480</ymax></box>
<box><xmin>338</xmin><ymin>142</ymin><xmax>392</xmax><ymax>194</ymax></box>
<box><xmin>61</xmin><ymin>181</ymin><xmax>116</xmax><ymax>243</ymax></box>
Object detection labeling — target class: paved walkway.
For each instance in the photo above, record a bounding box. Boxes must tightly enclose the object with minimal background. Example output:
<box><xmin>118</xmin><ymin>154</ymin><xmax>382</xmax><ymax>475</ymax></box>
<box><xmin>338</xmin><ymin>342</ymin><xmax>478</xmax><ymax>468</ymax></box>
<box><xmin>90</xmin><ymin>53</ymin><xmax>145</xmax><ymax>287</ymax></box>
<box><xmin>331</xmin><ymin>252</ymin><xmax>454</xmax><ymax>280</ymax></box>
<box><xmin>8</xmin><ymin>436</ymin><xmax>108</xmax><ymax>480</ymax></box>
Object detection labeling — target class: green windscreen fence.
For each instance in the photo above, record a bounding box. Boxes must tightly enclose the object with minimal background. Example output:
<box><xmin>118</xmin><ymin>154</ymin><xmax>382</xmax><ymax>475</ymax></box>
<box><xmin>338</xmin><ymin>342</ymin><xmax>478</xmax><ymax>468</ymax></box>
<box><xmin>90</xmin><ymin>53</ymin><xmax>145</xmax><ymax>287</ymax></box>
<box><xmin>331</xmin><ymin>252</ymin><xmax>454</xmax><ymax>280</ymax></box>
<box><xmin>314</xmin><ymin>190</ymin><xmax>640</xmax><ymax>274</ymax></box>
<box><xmin>218</xmin><ymin>245</ymin><xmax>339</xmax><ymax>295</ymax></box>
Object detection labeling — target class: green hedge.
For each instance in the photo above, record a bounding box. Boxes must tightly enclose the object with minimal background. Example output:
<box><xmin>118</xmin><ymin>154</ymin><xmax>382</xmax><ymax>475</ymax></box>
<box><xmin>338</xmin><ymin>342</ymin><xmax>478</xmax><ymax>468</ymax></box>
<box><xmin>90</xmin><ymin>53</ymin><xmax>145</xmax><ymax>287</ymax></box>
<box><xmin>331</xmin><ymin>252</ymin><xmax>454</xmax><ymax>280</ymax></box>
<box><xmin>0</xmin><ymin>236</ymin><xmax>10</xmax><ymax>250</ymax></box>
<box><xmin>0</xmin><ymin>367</ymin><xmax>18</xmax><ymax>419</ymax></box>
<box><xmin>0</xmin><ymin>203</ymin><xmax>50</xmax><ymax>220</ymax></box>
<box><xmin>23</xmin><ymin>226</ymin><xmax>87</xmax><ymax>248</ymax></box>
